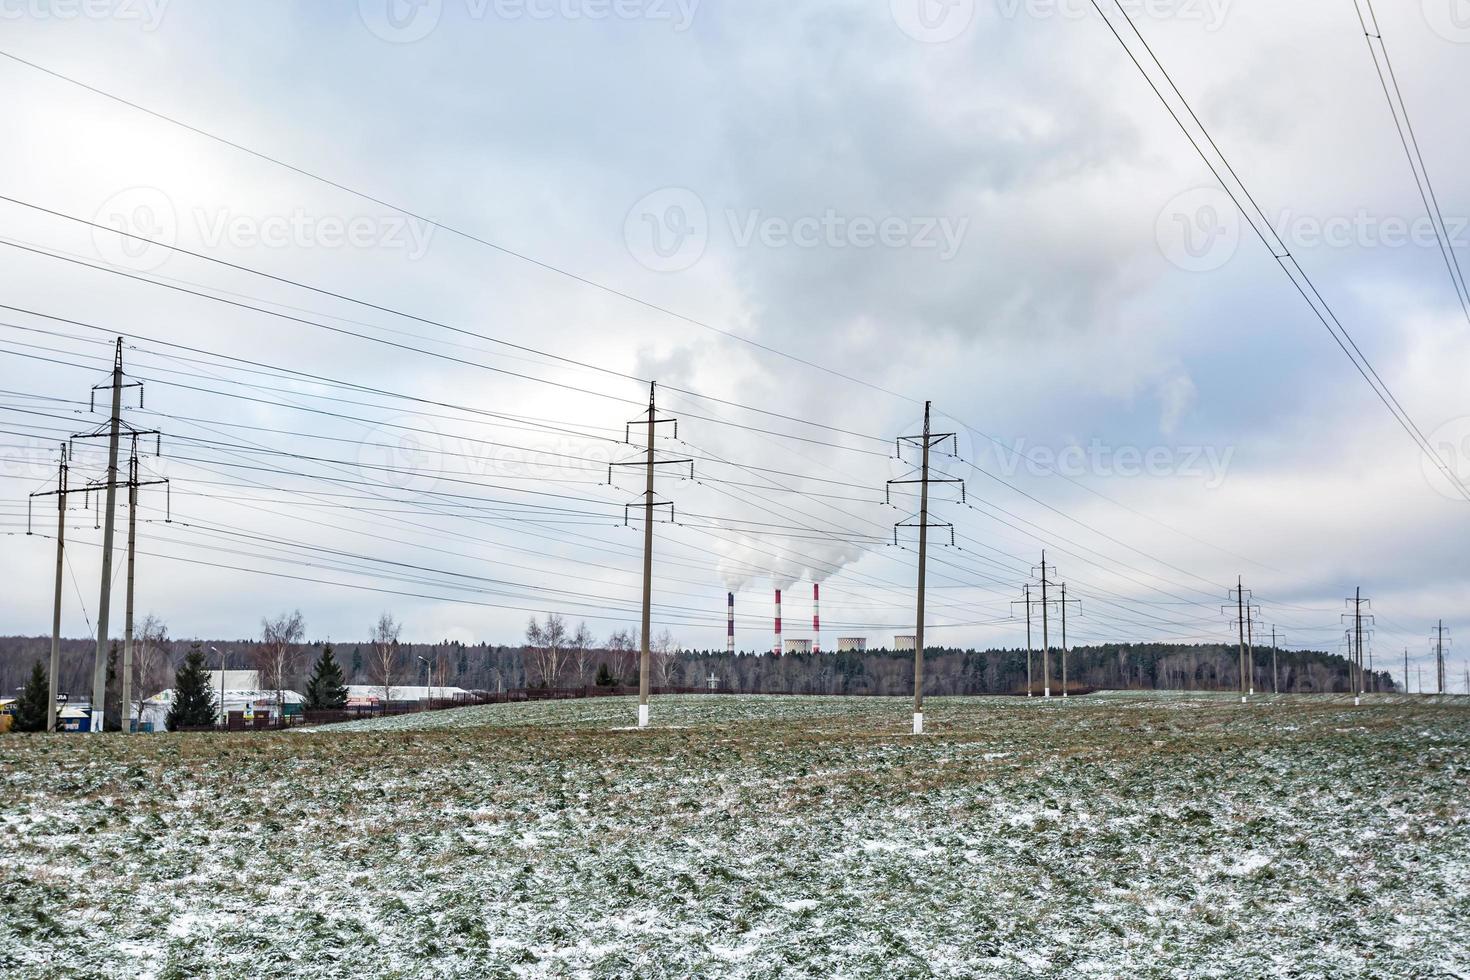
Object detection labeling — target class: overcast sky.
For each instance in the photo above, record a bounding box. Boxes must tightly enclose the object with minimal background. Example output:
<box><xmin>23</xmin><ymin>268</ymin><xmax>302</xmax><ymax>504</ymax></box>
<box><xmin>0</xmin><ymin>0</ymin><xmax>1465</xmax><ymax>677</ymax></box>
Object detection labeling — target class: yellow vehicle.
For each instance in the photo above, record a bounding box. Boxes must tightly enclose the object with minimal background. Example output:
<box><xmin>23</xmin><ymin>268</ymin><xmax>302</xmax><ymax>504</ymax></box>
<box><xmin>0</xmin><ymin>698</ymin><xmax>16</xmax><ymax>733</ymax></box>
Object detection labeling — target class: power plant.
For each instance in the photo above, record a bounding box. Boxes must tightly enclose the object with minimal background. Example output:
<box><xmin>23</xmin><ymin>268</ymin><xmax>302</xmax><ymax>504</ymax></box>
<box><xmin>837</xmin><ymin>637</ymin><xmax>867</xmax><ymax>652</ymax></box>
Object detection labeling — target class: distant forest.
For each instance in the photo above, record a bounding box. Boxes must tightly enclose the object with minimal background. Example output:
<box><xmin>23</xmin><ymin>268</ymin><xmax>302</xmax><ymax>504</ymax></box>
<box><xmin>0</xmin><ymin>635</ymin><xmax>1392</xmax><ymax>702</ymax></box>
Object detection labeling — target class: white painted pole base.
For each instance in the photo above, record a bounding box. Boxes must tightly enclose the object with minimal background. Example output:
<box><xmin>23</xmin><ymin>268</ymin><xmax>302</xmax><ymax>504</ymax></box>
<box><xmin>1062</xmin><ymin>692</ymin><xmax>1069</xmax><ymax>699</ymax></box>
<box><xmin>90</xmin><ymin>709</ymin><xmax>103</xmax><ymax>733</ymax></box>
<box><xmin>638</xmin><ymin>704</ymin><xmax>649</xmax><ymax>728</ymax></box>
<box><xmin>913</xmin><ymin>712</ymin><xmax>924</xmax><ymax>735</ymax></box>
<box><xmin>1353</xmin><ymin>697</ymin><xmax>1360</xmax><ymax>707</ymax></box>
<box><xmin>1249</xmin><ymin>687</ymin><xmax>1255</xmax><ymax>696</ymax></box>
<box><xmin>1044</xmin><ymin>688</ymin><xmax>1051</xmax><ymax>699</ymax></box>
<box><xmin>1240</xmin><ymin>695</ymin><xmax>1247</xmax><ymax>704</ymax></box>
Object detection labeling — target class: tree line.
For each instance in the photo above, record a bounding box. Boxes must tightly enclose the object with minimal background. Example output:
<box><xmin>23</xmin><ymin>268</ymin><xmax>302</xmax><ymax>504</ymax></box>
<box><xmin>3</xmin><ymin>611</ymin><xmax>1392</xmax><ymax>720</ymax></box>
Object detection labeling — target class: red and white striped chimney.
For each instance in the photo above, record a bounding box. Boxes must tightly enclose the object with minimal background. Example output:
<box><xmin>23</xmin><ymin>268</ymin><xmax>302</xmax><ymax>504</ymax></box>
<box><xmin>727</xmin><ymin>592</ymin><xmax>735</xmax><ymax>654</ymax></box>
<box><xmin>813</xmin><ymin>583</ymin><xmax>821</xmax><ymax>654</ymax></box>
<box><xmin>774</xmin><ymin>589</ymin><xmax>782</xmax><ymax>656</ymax></box>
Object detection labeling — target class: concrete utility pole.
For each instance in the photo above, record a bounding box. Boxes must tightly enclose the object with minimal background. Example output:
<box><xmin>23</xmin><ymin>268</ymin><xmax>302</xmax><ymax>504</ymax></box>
<box><xmin>1341</xmin><ymin>590</ymin><xmax>1374</xmax><ymax>706</ymax></box>
<box><xmin>1061</xmin><ymin>583</ymin><xmax>1069</xmax><ymax>698</ymax></box>
<box><xmin>1041</xmin><ymin>554</ymin><xmax>1052</xmax><ymax>698</ymax></box>
<box><xmin>1433</xmin><ymin>621</ymin><xmax>1449</xmax><ymax>695</ymax></box>
<box><xmin>1225</xmin><ymin>578</ymin><xmax>1253</xmax><ymax>703</ymax></box>
<box><xmin>71</xmin><ymin>379</ymin><xmax>166</xmax><ymax>734</ymax></box>
<box><xmin>1270</xmin><ymin>626</ymin><xmax>1279</xmax><ymax>695</ymax></box>
<box><xmin>1055</xmin><ymin>583</ymin><xmax>1079</xmax><ymax>698</ymax></box>
<box><xmin>1023</xmin><ymin>581</ymin><xmax>1034</xmax><ymax>696</ymax></box>
<box><xmin>609</xmin><ymin>382</ymin><xmax>689</xmax><ymax>729</ymax></box>
<box><xmin>1403</xmin><ymin>648</ymin><xmax>1409</xmax><ymax>695</ymax></box>
<box><xmin>639</xmin><ymin>389</ymin><xmax>654</xmax><ymax>726</ymax></box>
<box><xmin>90</xmin><ymin>340</ymin><xmax>125</xmax><ymax>733</ymax></box>
<box><xmin>888</xmin><ymin>403</ymin><xmax>962</xmax><ymax>734</ymax></box>
<box><xmin>913</xmin><ymin>404</ymin><xmax>932</xmax><ymax>733</ymax></box>
<box><xmin>28</xmin><ymin>444</ymin><xmax>70</xmax><ymax>732</ymax></box>
<box><xmin>121</xmin><ymin>441</ymin><xmax>138</xmax><ymax>733</ymax></box>
<box><xmin>1245</xmin><ymin>603</ymin><xmax>1256</xmax><ymax>696</ymax></box>
<box><xmin>1355</xmin><ymin>589</ymin><xmax>1364</xmax><ymax>700</ymax></box>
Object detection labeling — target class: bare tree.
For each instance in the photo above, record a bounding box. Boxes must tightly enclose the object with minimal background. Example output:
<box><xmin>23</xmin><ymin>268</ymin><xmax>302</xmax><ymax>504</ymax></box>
<box><xmin>571</xmin><ymin>621</ymin><xmax>594</xmax><ymax>688</ymax></box>
<box><xmin>258</xmin><ymin>610</ymin><xmax>305</xmax><ymax>723</ymax></box>
<box><xmin>606</xmin><ymin>628</ymin><xmax>637</xmax><ymax>686</ymax></box>
<box><xmin>652</xmin><ymin>629</ymin><xmax>679</xmax><ymax>689</ymax></box>
<box><xmin>370</xmin><ymin>612</ymin><xmax>401</xmax><ymax>707</ymax></box>
<box><xmin>131</xmin><ymin>614</ymin><xmax>169</xmax><ymax>725</ymax></box>
<box><xmin>525</xmin><ymin>614</ymin><xmax>570</xmax><ymax>688</ymax></box>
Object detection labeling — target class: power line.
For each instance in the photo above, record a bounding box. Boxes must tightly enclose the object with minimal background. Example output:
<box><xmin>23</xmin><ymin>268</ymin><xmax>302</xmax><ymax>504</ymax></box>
<box><xmin>1351</xmin><ymin>0</ymin><xmax>1470</xmax><ymax>327</ymax></box>
<box><xmin>1087</xmin><ymin>0</ymin><xmax>1470</xmax><ymax>503</ymax></box>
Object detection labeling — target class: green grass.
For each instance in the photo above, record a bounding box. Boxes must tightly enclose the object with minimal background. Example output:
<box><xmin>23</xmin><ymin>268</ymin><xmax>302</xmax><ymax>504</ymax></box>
<box><xmin>2</xmin><ymin>692</ymin><xmax>1467</xmax><ymax>977</ymax></box>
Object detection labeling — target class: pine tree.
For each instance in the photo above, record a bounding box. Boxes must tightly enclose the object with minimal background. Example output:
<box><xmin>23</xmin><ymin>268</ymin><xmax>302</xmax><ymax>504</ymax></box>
<box><xmin>305</xmin><ymin>644</ymin><xmax>348</xmax><ymax>709</ymax></box>
<box><xmin>167</xmin><ymin>643</ymin><xmax>217</xmax><ymax>730</ymax></box>
<box><xmin>14</xmin><ymin>661</ymin><xmax>50</xmax><ymax>733</ymax></box>
<box><xmin>595</xmin><ymin>662</ymin><xmax>616</xmax><ymax>687</ymax></box>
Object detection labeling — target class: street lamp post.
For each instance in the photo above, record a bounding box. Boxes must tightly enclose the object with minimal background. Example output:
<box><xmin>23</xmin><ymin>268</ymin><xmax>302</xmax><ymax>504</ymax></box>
<box><xmin>416</xmin><ymin>655</ymin><xmax>432</xmax><ymax>709</ymax></box>
<box><xmin>209</xmin><ymin>646</ymin><xmax>227</xmax><ymax>730</ymax></box>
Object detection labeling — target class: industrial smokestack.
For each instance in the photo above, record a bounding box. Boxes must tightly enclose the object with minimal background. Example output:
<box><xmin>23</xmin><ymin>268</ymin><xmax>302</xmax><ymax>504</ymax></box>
<box><xmin>727</xmin><ymin>592</ymin><xmax>735</xmax><ymax>654</ymax></box>
<box><xmin>774</xmin><ymin>589</ymin><xmax>782</xmax><ymax>656</ymax></box>
<box><xmin>813</xmin><ymin>583</ymin><xmax>821</xmax><ymax>654</ymax></box>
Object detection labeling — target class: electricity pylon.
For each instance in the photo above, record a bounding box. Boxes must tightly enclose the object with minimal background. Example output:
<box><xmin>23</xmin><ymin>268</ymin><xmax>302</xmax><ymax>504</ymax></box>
<box><xmin>609</xmin><ymin>382</ymin><xmax>691</xmax><ymax>729</ymax></box>
<box><xmin>888</xmin><ymin>401</ymin><xmax>963</xmax><ymax>735</ymax></box>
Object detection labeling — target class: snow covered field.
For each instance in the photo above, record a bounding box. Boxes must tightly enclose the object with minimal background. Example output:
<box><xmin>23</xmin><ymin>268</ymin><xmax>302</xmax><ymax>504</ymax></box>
<box><xmin>3</xmin><ymin>692</ymin><xmax>1467</xmax><ymax>978</ymax></box>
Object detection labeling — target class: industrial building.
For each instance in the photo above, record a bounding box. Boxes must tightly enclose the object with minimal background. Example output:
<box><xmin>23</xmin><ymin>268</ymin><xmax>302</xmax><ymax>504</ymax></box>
<box><xmin>783</xmin><ymin>639</ymin><xmax>813</xmax><ymax>655</ymax></box>
<box><xmin>836</xmin><ymin>637</ymin><xmax>867</xmax><ymax>652</ymax></box>
<box><xmin>894</xmin><ymin>635</ymin><xmax>916</xmax><ymax>651</ymax></box>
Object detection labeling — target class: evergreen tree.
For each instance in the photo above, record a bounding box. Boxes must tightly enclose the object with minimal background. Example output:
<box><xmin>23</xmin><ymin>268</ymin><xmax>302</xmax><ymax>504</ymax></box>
<box><xmin>595</xmin><ymin>662</ymin><xmax>616</xmax><ymax>687</ymax></box>
<box><xmin>305</xmin><ymin>643</ymin><xmax>349</xmax><ymax>709</ymax></box>
<box><xmin>167</xmin><ymin>643</ymin><xmax>217</xmax><ymax>730</ymax></box>
<box><xmin>14</xmin><ymin>661</ymin><xmax>50</xmax><ymax>733</ymax></box>
<box><xmin>351</xmin><ymin>646</ymin><xmax>363</xmax><ymax>681</ymax></box>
